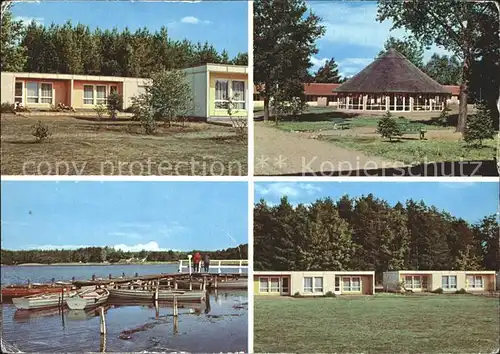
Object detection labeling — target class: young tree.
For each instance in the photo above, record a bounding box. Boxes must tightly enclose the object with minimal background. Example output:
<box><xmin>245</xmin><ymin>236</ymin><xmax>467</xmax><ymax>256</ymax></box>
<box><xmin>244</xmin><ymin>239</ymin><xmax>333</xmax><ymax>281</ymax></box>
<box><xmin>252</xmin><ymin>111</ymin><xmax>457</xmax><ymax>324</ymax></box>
<box><xmin>377</xmin><ymin>36</ymin><xmax>424</xmax><ymax>68</ymax></box>
<box><xmin>254</xmin><ymin>0</ymin><xmax>325</xmax><ymax>121</ymax></box>
<box><xmin>463</xmin><ymin>102</ymin><xmax>495</xmax><ymax>147</ymax></box>
<box><xmin>132</xmin><ymin>69</ymin><xmax>193</xmax><ymax>133</ymax></box>
<box><xmin>424</xmin><ymin>53</ymin><xmax>462</xmax><ymax>85</ymax></box>
<box><xmin>314</xmin><ymin>58</ymin><xmax>342</xmax><ymax>83</ymax></box>
<box><xmin>377</xmin><ymin>111</ymin><xmax>402</xmax><ymax>141</ymax></box>
<box><xmin>377</xmin><ymin>0</ymin><xmax>499</xmax><ymax>133</ymax></box>
<box><xmin>106</xmin><ymin>92</ymin><xmax>123</xmax><ymax>120</ymax></box>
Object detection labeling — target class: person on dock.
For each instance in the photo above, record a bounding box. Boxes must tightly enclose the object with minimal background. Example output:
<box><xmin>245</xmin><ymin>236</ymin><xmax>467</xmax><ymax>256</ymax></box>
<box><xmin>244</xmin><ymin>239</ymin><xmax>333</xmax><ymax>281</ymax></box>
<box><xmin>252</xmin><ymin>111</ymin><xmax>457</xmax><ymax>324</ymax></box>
<box><xmin>193</xmin><ymin>252</ymin><xmax>201</xmax><ymax>273</ymax></box>
<box><xmin>203</xmin><ymin>254</ymin><xmax>210</xmax><ymax>273</ymax></box>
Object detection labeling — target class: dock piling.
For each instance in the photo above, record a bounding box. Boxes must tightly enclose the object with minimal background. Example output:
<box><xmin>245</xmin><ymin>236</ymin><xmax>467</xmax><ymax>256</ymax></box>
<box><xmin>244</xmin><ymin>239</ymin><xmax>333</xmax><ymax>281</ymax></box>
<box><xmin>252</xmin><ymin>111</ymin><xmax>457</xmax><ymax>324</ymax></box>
<box><xmin>99</xmin><ymin>307</ymin><xmax>107</xmax><ymax>335</ymax></box>
<box><xmin>51</xmin><ymin>278</ymin><xmax>55</xmax><ymax>286</ymax></box>
<box><xmin>174</xmin><ymin>278</ymin><xmax>178</xmax><ymax>290</ymax></box>
<box><xmin>155</xmin><ymin>280</ymin><xmax>159</xmax><ymax>301</ymax></box>
<box><xmin>173</xmin><ymin>295</ymin><xmax>178</xmax><ymax>317</ymax></box>
<box><xmin>135</xmin><ymin>272</ymin><xmax>139</xmax><ymax>277</ymax></box>
<box><xmin>92</xmin><ymin>274</ymin><xmax>96</xmax><ymax>281</ymax></box>
<box><xmin>27</xmin><ymin>279</ymin><xmax>32</xmax><ymax>288</ymax></box>
<box><xmin>214</xmin><ymin>275</ymin><xmax>218</xmax><ymax>289</ymax></box>
<box><xmin>109</xmin><ymin>273</ymin><xmax>112</xmax><ymax>279</ymax></box>
<box><xmin>189</xmin><ymin>276</ymin><xmax>193</xmax><ymax>291</ymax></box>
<box><xmin>60</xmin><ymin>287</ymin><xmax>65</xmax><ymax>308</ymax></box>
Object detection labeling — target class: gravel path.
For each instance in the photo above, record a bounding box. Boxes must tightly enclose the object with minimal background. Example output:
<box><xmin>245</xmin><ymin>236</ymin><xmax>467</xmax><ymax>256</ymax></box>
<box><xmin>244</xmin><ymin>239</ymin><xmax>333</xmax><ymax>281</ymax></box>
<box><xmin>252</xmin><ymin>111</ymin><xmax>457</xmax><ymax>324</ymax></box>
<box><xmin>254</xmin><ymin>123</ymin><xmax>399</xmax><ymax>175</ymax></box>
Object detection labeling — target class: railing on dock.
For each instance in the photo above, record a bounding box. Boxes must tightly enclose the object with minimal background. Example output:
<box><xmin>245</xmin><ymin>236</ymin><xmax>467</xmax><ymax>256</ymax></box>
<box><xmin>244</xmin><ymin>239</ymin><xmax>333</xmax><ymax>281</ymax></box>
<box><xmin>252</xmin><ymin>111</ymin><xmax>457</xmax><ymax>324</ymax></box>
<box><xmin>178</xmin><ymin>258</ymin><xmax>248</xmax><ymax>274</ymax></box>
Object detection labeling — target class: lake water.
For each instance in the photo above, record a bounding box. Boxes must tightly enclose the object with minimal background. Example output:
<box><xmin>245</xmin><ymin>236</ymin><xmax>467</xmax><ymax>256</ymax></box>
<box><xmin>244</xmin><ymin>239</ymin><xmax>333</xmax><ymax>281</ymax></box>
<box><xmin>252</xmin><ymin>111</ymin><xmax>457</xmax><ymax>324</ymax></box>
<box><xmin>1</xmin><ymin>265</ymin><xmax>248</xmax><ymax>353</ymax></box>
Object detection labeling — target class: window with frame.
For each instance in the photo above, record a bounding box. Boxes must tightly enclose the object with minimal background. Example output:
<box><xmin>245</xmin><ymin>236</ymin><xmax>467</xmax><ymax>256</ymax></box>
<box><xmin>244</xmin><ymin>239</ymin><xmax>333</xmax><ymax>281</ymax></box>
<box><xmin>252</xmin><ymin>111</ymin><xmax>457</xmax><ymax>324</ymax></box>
<box><xmin>270</xmin><ymin>278</ymin><xmax>280</xmax><ymax>292</ymax></box>
<box><xmin>442</xmin><ymin>275</ymin><xmax>457</xmax><ymax>289</ymax></box>
<box><xmin>342</xmin><ymin>276</ymin><xmax>361</xmax><ymax>292</ymax></box>
<box><xmin>314</xmin><ymin>277</ymin><xmax>323</xmax><ymax>293</ymax></box>
<box><xmin>259</xmin><ymin>278</ymin><xmax>269</xmax><ymax>293</ymax></box>
<box><xmin>466</xmin><ymin>275</ymin><xmax>483</xmax><ymax>289</ymax></box>
<box><xmin>84</xmin><ymin>85</ymin><xmax>94</xmax><ymax>105</ymax></box>
<box><xmin>404</xmin><ymin>275</ymin><xmax>422</xmax><ymax>289</ymax></box>
<box><xmin>215</xmin><ymin>80</ymin><xmax>229</xmax><ymax>109</ymax></box>
<box><xmin>26</xmin><ymin>82</ymin><xmax>39</xmax><ymax>103</ymax></box>
<box><xmin>110</xmin><ymin>85</ymin><xmax>118</xmax><ymax>94</ymax></box>
<box><xmin>96</xmin><ymin>85</ymin><xmax>107</xmax><ymax>105</ymax></box>
<box><xmin>231</xmin><ymin>81</ymin><xmax>245</xmax><ymax>109</ymax></box>
<box><xmin>40</xmin><ymin>83</ymin><xmax>53</xmax><ymax>104</ymax></box>
<box><xmin>303</xmin><ymin>277</ymin><xmax>313</xmax><ymax>293</ymax></box>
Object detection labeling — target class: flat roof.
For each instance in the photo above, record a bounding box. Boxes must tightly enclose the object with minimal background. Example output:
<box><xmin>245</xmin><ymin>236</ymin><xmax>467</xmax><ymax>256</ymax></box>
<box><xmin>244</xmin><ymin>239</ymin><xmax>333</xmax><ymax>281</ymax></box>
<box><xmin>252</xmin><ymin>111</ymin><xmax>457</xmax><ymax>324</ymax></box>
<box><xmin>385</xmin><ymin>270</ymin><xmax>497</xmax><ymax>274</ymax></box>
<box><xmin>254</xmin><ymin>271</ymin><xmax>375</xmax><ymax>276</ymax></box>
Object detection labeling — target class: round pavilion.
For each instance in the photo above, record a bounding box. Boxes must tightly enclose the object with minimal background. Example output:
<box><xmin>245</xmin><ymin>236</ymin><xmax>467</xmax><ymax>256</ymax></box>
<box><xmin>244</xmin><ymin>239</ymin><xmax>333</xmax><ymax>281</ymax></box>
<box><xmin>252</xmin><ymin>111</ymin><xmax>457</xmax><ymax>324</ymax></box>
<box><xmin>333</xmin><ymin>48</ymin><xmax>452</xmax><ymax>112</ymax></box>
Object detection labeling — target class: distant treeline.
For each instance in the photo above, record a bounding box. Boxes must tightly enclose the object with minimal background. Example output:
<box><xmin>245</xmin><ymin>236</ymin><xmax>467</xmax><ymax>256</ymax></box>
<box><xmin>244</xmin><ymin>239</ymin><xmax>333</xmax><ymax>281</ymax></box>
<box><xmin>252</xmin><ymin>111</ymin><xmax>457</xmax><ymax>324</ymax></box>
<box><xmin>2</xmin><ymin>12</ymin><xmax>248</xmax><ymax>76</ymax></box>
<box><xmin>1</xmin><ymin>244</ymin><xmax>248</xmax><ymax>265</ymax></box>
<box><xmin>254</xmin><ymin>195</ymin><xmax>498</xmax><ymax>281</ymax></box>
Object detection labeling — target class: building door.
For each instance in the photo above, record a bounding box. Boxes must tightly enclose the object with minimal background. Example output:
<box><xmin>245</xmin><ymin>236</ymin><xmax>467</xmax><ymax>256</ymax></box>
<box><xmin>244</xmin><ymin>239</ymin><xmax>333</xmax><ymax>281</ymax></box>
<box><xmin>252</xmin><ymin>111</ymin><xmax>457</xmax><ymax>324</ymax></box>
<box><xmin>334</xmin><ymin>276</ymin><xmax>342</xmax><ymax>295</ymax></box>
<box><xmin>281</xmin><ymin>277</ymin><xmax>290</xmax><ymax>295</ymax></box>
<box><xmin>14</xmin><ymin>82</ymin><xmax>24</xmax><ymax>105</ymax></box>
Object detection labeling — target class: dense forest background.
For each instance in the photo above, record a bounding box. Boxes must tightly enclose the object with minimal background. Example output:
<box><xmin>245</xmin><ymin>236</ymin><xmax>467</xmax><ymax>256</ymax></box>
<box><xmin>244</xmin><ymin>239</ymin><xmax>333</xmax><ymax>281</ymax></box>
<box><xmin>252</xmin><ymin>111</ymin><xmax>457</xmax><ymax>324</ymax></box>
<box><xmin>1</xmin><ymin>244</ymin><xmax>248</xmax><ymax>265</ymax></box>
<box><xmin>254</xmin><ymin>195</ymin><xmax>498</xmax><ymax>282</ymax></box>
<box><xmin>1</xmin><ymin>12</ymin><xmax>248</xmax><ymax>77</ymax></box>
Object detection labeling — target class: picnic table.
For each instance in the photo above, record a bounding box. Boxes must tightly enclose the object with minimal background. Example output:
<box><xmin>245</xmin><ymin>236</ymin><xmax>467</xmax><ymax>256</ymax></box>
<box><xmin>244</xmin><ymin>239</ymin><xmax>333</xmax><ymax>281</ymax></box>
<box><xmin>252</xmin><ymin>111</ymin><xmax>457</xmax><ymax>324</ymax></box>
<box><xmin>330</xmin><ymin>118</ymin><xmax>351</xmax><ymax>130</ymax></box>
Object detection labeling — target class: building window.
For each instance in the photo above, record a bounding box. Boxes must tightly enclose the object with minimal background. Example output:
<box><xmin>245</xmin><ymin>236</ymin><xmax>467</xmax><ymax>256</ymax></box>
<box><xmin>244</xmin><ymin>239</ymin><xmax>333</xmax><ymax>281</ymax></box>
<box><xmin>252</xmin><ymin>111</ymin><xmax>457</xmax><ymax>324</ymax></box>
<box><xmin>270</xmin><ymin>277</ymin><xmax>280</xmax><ymax>292</ymax></box>
<box><xmin>40</xmin><ymin>83</ymin><xmax>53</xmax><ymax>104</ymax></box>
<box><xmin>215</xmin><ymin>80</ymin><xmax>229</xmax><ymax>109</ymax></box>
<box><xmin>259</xmin><ymin>278</ymin><xmax>269</xmax><ymax>293</ymax></box>
<box><xmin>466</xmin><ymin>275</ymin><xmax>483</xmax><ymax>289</ymax></box>
<box><xmin>83</xmin><ymin>85</ymin><xmax>94</xmax><ymax>105</ymax></box>
<box><xmin>15</xmin><ymin>82</ymin><xmax>23</xmax><ymax>103</ymax></box>
<box><xmin>303</xmin><ymin>277</ymin><xmax>323</xmax><ymax>293</ymax></box>
<box><xmin>442</xmin><ymin>275</ymin><xmax>457</xmax><ymax>289</ymax></box>
<box><xmin>26</xmin><ymin>82</ymin><xmax>39</xmax><ymax>103</ymax></box>
<box><xmin>404</xmin><ymin>275</ymin><xmax>423</xmax><ymax>289</ymax></box>
<box><xmin>110</xmin><ymin>85</ymin><xmax>118</xmax><ymax>94</ymax></box>
<box><xmin>96</xmin><ymin>85</ymin><xmax>107</xmax><ymax>105</ymax></box>
<box><xmin>342</xmin><ymin>276</ymin><xmax>361</xmax><ymax>292</ymax></box>
<box><xmin>232</xmin><ymin>81</ymin><xmax>246</xmax><ymax>109</ymax></box>
<box><xmin>314</xmin><ymin>277</ymin><xmax>323</xmax><ymax>293</ymax></box>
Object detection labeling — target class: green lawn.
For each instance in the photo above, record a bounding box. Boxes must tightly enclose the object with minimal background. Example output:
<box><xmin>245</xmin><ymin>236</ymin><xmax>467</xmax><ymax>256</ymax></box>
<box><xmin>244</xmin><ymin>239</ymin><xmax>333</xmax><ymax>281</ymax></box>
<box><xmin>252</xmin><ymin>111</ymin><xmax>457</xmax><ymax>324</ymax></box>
<box><xmin>322</xmin><ymin>135</ymin><xmax>497</xmax><ymax>164</ymax></box>
<box><xmin>254</xmin><ymin>295</ymin><xmax>499</xmax><ymax>353</ymax></box>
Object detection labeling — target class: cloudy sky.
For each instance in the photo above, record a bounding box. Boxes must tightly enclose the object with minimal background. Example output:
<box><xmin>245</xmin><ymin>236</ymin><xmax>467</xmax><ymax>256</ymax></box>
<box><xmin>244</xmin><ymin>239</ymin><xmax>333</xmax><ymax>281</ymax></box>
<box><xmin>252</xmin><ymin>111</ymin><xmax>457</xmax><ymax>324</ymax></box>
<box><xmin>10</xmin><ymin>0</ymin><xmax>248</xmax><ymax>57</ymax></box>
<box><xmin>1</xmin><ymin>181</ymin><xmax>248</xmax><ymax>251</ymax></box>
<box><xmin>307</xmin><ymin>1</ymin><xmax>453</xmax><ymax>77</ymax></box>
<box><xmin>255</xmin><ymin>181</ymin><xmax>498</xmax><ymax>224</ymax></box>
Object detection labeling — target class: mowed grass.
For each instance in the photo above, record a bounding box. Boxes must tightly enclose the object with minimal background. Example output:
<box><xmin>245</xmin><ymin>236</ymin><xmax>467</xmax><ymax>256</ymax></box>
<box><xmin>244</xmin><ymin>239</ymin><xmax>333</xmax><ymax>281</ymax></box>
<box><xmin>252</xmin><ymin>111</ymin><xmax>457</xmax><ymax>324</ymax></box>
<box><xmin>254</xmin><ymin>295</ymin><xmax>500</xmax><ymax>353</ymax></box>
<box><xmin>1</xmin><ymin>114</ymin><xmax>247</xmax><ymax>175</ymax></box>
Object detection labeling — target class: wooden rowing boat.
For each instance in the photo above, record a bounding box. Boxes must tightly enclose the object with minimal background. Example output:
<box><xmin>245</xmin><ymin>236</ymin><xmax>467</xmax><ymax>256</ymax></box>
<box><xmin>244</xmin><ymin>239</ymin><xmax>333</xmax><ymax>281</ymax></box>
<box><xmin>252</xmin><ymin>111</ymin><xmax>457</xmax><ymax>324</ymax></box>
<box><xmin>12</xmin><ymin>290</ymin><xmax>77</xmax><ymax>310</ymax></box>
<box><xmin>108</xmin><ymin>288</ymin><xmax>205</xmax><ymax>302</ymax></box>
<box><xmin>2</xmin><ymin>285</ymin><xmax>74</xmax><ymax>298</ymax></box>
<box><xmin>66</xmin><ymin>288</ymin><xmax>109</xmax><ymax>310</ymax></box>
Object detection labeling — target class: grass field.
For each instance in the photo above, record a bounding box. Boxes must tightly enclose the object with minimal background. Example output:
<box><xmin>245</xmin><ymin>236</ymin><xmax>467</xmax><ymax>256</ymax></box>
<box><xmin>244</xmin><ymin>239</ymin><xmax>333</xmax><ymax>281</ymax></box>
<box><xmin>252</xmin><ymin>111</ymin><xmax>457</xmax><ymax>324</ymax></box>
<box><xmin>260</xmin><ymin>105</ymin><xmax>497</xmax><ymax>165</ymax></box>
<box><xmin>1</xmin><ymin>114</ymin><xmax>247</xmax><ymax>175</ymax></box>
<box><xmin>254</xmin><ymin>295</ymin><xmax>500</xmax><ymax>353</ymax></box>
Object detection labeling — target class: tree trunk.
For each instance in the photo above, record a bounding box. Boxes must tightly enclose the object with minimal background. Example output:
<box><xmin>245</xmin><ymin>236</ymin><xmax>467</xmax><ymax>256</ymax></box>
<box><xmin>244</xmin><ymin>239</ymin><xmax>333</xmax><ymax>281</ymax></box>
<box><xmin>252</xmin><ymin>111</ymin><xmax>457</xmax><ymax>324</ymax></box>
<box><xmin>456</xmin><ymin>57</ymin><xmax>470</xmax><ymax>133</ymax></box>
<box><xmin>263</xmin><ymin>97</ymin><xmax>269</xmax><ymax>122</ymax></box>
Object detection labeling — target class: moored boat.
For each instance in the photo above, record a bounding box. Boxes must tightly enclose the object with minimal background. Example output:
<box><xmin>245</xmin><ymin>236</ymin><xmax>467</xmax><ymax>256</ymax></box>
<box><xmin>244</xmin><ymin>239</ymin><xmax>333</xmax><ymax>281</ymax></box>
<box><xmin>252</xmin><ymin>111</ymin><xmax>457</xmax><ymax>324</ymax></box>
<box><xmin>108</xmin><ymin>288</ymin><xmax>205</xmax><ymax>302</ymax></box>
<box><xmin>66</xmin><ymin>288</ymin><xmax>109</xmax><ymax>310</ymax></box>
<box><xmin>12</xmin><ymin>290</ymin><xmax>77</xmax><ymax>310</ymax></box>
<box><xmin>2</xmin><ymin>285</ymin><xmax>74</xmax><ymax>298</ymax></box>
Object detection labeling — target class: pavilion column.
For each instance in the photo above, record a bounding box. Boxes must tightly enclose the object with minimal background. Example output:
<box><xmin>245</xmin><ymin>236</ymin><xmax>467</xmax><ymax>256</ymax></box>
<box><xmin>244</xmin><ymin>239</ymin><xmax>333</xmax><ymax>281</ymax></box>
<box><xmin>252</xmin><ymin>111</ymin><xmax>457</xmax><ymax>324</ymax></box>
<box><xmin>385</xmin><ymin>96</ymin><xmax>389</xmax><ymax>111</ymax></box>
<box><xmin>362</xmin><ymin>95</ymin><xmax>367</xmax><ymax>110</ymax></box>
<box><xmin>393</xmin><ymin>95</ymin><xmax>397</xmax><ymax>111</ymax></box>
<box><xmin>346</xmin><ymin>96</ymin><xmax>350</xmax><ymax>110</ymax></box>
<box><xmin>409</xmin><ymin>97</ymin><xmax>414</xmax><ymax>112</ymax></box>
<box><xmin>402</xmin><ymin>96</ymin><xmax>406</xmax><ymax>111</ymax></box>
<box><xmin>430</xmin><ymin>97</ymin><xmax>434</xmax><ymax>111</ymax></box>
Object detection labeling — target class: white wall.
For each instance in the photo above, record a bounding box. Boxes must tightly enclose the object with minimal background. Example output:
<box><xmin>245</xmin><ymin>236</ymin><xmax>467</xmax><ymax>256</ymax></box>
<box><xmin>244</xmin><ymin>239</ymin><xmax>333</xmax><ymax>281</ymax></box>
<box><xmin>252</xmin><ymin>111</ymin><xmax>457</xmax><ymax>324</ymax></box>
<box><xmin>123</xmin><ymin>77</ymin><xmax>151</xmax><ymax>109</ymax></box>
<box><xmin>1</xmin><ymin>72</ymin><xmax>15</xmax><ymax>104</ymax></box>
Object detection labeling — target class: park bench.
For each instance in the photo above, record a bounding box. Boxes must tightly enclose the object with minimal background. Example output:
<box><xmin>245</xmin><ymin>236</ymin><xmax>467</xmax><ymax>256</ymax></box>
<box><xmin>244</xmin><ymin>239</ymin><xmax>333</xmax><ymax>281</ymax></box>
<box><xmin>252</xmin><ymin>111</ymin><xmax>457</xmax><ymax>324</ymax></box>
<box><xmin>398</xmin><ymin>122</ymin><xmax>427</xmax><ymax>140</ymax></box>
<box><xmin>330</xmin><ymin>118</ymin><xmax>351</xmax><ymax>130</ymax></box>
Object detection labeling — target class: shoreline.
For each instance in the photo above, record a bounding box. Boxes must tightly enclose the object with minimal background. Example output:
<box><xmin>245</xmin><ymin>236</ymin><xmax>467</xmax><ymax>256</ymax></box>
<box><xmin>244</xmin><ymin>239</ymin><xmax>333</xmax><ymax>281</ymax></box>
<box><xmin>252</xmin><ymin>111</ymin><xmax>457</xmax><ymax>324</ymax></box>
<box><xmin>1</xmin><ymin>261</ymin><xmax>179</xmax><ymax>267</ymax></box>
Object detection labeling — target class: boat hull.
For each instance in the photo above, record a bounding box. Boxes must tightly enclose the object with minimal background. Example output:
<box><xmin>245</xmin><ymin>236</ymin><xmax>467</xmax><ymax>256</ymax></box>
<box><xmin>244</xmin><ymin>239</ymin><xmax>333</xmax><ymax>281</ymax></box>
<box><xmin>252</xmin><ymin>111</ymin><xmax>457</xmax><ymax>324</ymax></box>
<box><xmin>12</xmin><ymin>291</ymin><xmax>77</xmax><ymax>310</ymax></box>
<box><xmin>66</xmin><ymin>290</ymin><xmax>109</xmax><ymax>310</ymax></box>
<box><xmin>2</xmin><ymin>286</ymin><xmax>72</xmax><ymax>298</ymax></box>
<box><xmin>109</xmin><ymin>288</ymin><xmax>205</xmax><ymax>302</ymax></box>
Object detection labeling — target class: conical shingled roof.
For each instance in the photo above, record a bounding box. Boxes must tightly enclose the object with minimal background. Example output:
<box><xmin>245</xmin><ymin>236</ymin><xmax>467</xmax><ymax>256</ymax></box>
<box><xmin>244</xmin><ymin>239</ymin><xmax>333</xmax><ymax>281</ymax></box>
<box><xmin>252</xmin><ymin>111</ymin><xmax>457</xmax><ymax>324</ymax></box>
<box><xmin>333</xmin><ymin>48</ymin><xmax>451</xmax><ymax>94</ymax></box>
